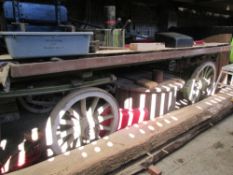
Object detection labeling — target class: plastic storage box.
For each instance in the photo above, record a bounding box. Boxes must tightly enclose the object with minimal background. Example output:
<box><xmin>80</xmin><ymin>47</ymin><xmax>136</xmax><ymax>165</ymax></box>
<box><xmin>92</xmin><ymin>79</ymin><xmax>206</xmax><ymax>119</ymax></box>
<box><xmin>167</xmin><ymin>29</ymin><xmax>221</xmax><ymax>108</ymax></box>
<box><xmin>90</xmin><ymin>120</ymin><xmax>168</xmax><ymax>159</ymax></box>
<box><xmin>3</xmin><ymin>1</ymin><xmax>68</xmax><ymax>23</ymax></box>
<box><xmin>155</xmin><ymin>32</ymin><xmax>194</xmax><ymax>48</ymax></box>
<box><xmin>0</xmin><ymin>32</ymin><xmax>93</xmax><ymax>59</ymax></box>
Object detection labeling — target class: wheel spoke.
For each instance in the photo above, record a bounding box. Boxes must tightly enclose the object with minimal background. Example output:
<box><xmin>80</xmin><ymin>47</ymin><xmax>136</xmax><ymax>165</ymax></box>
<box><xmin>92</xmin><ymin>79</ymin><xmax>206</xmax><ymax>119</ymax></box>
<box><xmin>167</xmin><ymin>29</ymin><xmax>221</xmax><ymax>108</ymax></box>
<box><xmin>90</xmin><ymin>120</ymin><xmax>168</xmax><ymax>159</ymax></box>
<box><xmin>192</xmin><ymin>90</ymin><xmax>200</xmax><ymax>104</ymax></box>
<box><xmin>58</xmin><ymin>128</ymin><xmax>73</xmax><ymax>138</ymax></box>
<box><xmin>86</xmin><ymin>107</ymin><xmax>98</xmax><ymax>140</ymax></box>
<box><xmin>198</xmin><ymin>67</ymin><xmax>210</xmax><ymax>80</ymax></box>
<box><xmin>48</xmin><ymin>88</ymin><xmax>119</xmax><ymax>154</ymax></box>
<box><xmin>202</xmin><ymin>67</ymin><xmax>208</xmax><ymax>77</ymax></box>
<box><xmin>60</xmin><ymin>119</ymin><xmax>73</xmax><ymax>126</ymax></box>
<box><xmin>99</xmin><ymin>125</ymin><xmax>111</xmax><ymax>131</ymax></box>
<box><xmin>205</xmin><ymin>68</ymin><xmax>213</xmax><ymax>79</ymax></box>
<box><xmin>66</xmin><ymin>135</ymin><xmax>74</xmax><ymax>148</ymax></box>
<box><xmin>59</xmin><ymin>134</ymin><xmax>74</xmax><ymax>148</ymax></box>
<box><xmin>190</xmin><ymin>80</ymin><xmax>201</xmax><ymax>103</ymax></box>
<box><xmin>68</xmin><ymin>108</ymin><xmax>81</xmax><ymax>120</ymax></box>
<box><xmin>206</xmin><ymin>78</ymin><xmax>212</xmax><ymax>86</ymax></box>
<box><xmin>60</xmin><ymin>142</ymin><xmax>69</xmax><ymax>153</ymax></box>
<box><xmin>199</xmin><ymin>68</ymin><xmax>205</xmax><ymax>78</ymax></box>
<box><xmin>72</xmin><ymin>118</ymin><xmax>82</xmax><ymax>140</ymax></box>
<box><xmin>73</xmin><ymin>138</ymin><xmax>82</xmax><ymax>148</ymax></box>
<box><xmin>98</xmin><ymin>114</ymin><xmax>114</xmax><ymax>123</ymax></box>
<box><xmin>97</xmin><ymin>103</ymin><xmax>110</xmax><ymax>115</ymax></box>
<box><xmin>187</xmin><ymin>62</ymin><xmax>216</xmax><ymax>103</ymax></box>
<box><xmin>81</xmin><ymin>99</ymin><xmax>87</xmax><ymax>117</ymax></box>
<box><xmin>188</xmin><ymin>79</ymin><xmax>196</xmax><ymax>101</ymax></box>
<box><xmin>90</xmin><ymin>97</ymin><xmax>100</xmax><ymax>114</ymax></box>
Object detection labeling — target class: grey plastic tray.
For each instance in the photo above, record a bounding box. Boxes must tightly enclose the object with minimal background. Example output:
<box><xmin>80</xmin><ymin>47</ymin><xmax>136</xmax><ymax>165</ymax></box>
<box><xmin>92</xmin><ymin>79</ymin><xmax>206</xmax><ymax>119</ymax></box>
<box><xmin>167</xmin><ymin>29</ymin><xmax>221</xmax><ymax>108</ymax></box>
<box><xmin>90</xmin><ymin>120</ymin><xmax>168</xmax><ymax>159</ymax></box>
<box><xmin>0</xmin><ymin>32</ymin><xmax>93</xmax><ymax>59</ymax></box>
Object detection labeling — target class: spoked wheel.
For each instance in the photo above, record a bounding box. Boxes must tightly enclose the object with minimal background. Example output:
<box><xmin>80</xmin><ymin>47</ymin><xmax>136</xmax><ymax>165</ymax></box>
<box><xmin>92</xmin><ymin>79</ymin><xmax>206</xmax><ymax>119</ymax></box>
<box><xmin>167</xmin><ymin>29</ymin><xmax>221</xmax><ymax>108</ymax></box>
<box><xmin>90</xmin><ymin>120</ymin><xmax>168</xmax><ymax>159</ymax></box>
<box><xmin>183</xmin><ymin>61</ymin><xmax>217</xmax><ymax>103</ymax></box>
<box><xmin>45</xmin><ymin>88</ymin><xmax>119</xmax><ymax>154</ymax></box>
<box><xmin>18</xmin><ymin>94</ymin><xmax>60</xmax><ymax>114</ymax></box>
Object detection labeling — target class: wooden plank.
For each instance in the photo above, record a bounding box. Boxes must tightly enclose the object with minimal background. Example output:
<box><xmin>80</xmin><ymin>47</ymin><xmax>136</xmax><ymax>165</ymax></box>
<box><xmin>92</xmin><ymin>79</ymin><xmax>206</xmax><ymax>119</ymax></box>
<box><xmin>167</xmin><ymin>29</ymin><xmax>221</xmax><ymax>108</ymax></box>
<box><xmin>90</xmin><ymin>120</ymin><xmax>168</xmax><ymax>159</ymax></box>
<box><xmin>136</xmin><ymin>79</ymin><xmax>158</xmax><ymax>89</ymax></box>
<box><xmin>114</xmin><ymin>109</ymin><xmax>227</xmax><ymax>175</ymax></box>
<box><xmin>10</xmin><ymin>44</ymin><xmax>230</xmax><ymax>78</ymax></box>
<box><xmin>93</xmin><ymin>43</ymin><xmax>229</xmax><ymax>55</ymax></box>
<box><xmin>9</xmin><ymin>89</ymin><xmax>233</xmax><ymax>175</ymax></box>
<box><xmin>204</xmin><ymin>34</ymin><xmax>232</xmax><ymax>43</ymax></box>
<box><xmin>129</xmin><ymin>43</ymin><xmax>165</xmax><ymax>51</ymax></box>
<box><xmin>0</xmin><ymin>54</ymin><xmax>12</xmax><ymax>61</ymax></box>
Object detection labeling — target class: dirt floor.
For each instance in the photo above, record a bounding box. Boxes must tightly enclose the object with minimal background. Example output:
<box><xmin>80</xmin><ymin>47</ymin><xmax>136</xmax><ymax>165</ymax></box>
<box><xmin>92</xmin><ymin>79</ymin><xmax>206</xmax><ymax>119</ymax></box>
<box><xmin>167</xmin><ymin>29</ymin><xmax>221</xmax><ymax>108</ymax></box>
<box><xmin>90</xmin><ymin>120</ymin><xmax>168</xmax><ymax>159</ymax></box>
<box><xmin>139</xmin><ymin>114</ymin><xmax>233</xmax><ymax>175</ymax></box>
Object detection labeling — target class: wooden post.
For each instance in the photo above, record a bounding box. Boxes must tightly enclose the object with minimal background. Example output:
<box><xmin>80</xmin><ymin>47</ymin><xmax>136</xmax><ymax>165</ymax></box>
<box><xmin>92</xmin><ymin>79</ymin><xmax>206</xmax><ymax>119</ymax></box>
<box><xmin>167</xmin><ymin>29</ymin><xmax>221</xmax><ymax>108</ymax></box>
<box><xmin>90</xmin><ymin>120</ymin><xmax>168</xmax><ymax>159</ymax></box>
<box><xmin>203</xmin><ymin>33</ymin><xmax>231</xmax><ymax>77</ymax></box>
<box><xmin>216</xmin><ymin>51</ymin><xmax>230</xmax><ymax>77</ymax></box>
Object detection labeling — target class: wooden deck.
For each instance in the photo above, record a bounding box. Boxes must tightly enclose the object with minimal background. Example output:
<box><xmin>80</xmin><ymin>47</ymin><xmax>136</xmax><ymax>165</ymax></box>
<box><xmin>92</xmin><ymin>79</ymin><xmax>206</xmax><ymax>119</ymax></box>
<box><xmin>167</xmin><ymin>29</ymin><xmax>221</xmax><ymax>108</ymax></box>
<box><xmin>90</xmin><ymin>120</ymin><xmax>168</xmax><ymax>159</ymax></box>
<box><xmin>9</xmin><ymin>43</ymin><xmax>230</xmax><ymax>78</ymax></box>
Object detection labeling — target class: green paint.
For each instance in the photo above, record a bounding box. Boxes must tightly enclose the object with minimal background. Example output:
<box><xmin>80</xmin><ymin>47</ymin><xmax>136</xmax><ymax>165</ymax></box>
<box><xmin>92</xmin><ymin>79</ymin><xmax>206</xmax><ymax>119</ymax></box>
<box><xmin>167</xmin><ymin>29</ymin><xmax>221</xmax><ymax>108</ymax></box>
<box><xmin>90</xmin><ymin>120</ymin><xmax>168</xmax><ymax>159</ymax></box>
<box><xmin>230</xmin><ymin>38</ymin><xmax>233</xmax><ymax>63</ymax></box>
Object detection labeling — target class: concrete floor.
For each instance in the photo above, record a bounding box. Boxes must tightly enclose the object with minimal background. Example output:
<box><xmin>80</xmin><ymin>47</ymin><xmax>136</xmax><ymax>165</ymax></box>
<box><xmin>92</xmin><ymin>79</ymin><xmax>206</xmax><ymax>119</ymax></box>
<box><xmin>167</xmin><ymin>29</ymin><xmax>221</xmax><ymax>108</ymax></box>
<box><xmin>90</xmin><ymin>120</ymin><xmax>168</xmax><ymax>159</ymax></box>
<box><xmin>153</xmin><ymin>114</ymin><xmax>233</xmax><ymax>175</ymax></box>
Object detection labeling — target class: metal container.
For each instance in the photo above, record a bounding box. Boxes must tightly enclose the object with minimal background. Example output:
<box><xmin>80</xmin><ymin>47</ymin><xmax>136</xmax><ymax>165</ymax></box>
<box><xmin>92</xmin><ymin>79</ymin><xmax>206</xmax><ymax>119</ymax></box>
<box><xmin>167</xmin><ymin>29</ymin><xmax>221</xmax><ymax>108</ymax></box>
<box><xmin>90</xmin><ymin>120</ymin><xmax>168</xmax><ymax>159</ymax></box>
<box><xmin>104</xmin><ymin>6</ymin><xmax>116</xmax><ymax>29</ymax></box>
<box><xmin>92</xmin><ymin>29</ymin><xmax>125</xmax><ymax>48</ymax></box>
<box><xmin>0</xmin><ymin>32</ymin><xmax>93</xmax><ymax>59</ymax></box>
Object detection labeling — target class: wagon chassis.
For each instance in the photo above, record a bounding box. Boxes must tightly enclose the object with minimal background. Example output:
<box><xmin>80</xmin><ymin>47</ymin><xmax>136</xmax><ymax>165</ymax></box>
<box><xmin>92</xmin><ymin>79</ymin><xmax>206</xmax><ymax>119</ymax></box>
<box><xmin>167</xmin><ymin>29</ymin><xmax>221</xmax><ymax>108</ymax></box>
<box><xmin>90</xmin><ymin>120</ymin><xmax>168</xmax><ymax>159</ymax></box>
<box><xmin>0</xmin><ymin>43</ymin><xmax>230</xmax><ymax>127</ymax></box>
<box><xmin>0</xmin><ymin>42</ymin><xmax>230</xmax><ymax>165</ymax></box>
<box><xmin>0</xmin><ymin>43</ymin><xmax>229</xmax><ymax>97</ymax></box>
<box><xmin>0</xmin><ymin>74</ymin><xmax>116</xmax><ymax>98</ymax></box>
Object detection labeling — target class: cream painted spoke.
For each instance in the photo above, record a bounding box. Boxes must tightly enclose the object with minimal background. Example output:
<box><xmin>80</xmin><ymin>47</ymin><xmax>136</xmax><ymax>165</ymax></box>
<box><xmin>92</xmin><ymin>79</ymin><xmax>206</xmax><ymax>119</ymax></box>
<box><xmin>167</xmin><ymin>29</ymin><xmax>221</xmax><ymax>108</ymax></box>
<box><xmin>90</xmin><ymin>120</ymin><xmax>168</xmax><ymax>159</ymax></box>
<box><xmin>90</xmin><ymin>97</ymin><xmax>100</xmax><ymax>114</ymax></box>
<box><xmin>98</xmin><ymin>114</ymin><xmax>114</xmax><ymax>123</ymax></box>
<box><xmin>58</xmin><ymin>128</ymin><xmax>73</xmax><ymax>138</ymax></box>
<box><xmin>66</xmin><ymin>135</ymin><xmax>74</xmax><ymax>148</ymax></box>
<box><xmin>97</xmin><ymin>103</ymin><xmax>109</xmax><ymax>115</ymax></box>
<box><xmin>72</xmin><ymin>118</ymin><xmax>82</xmax><ymax>140</ymax></box>
<box><xmin>200</xmin><ymin>68</ymin><xmax>205</xmax><ymax>78</ymax></box>
<box><xmin>60</xmin><ymin>119</ymin><xmax>73</xmax><ymax>126</ymax></box>
<box><xmin>203</xmin><ymin>67</ymin><xmax>208</xmax><ymax>77</ymax></box>
<box><xmin>60</xmin><ymin>142</ymin><xmax>68</xmax><ymax>152</ymax></box>
<box><xmin>74</xmin><ymin>138</ymin><xmax>82</xmax><ymax>148</ymax></box>
<box><xmin>81</xmin><ymin>99</ymin><xmax>87</xmax><ymax>117</ymax></box>
<box><xmin>99</xmin><ymin>125</ymin><xmax>111</xmax><ymax>131</ymax></box>
<box><xmin>48</xmin><ymin>88</ymin><xmax>119</xmax><ymax>154</ymax></box>
<box><xmin>86</xmin><ymin>107</ymin><xmax>97</xmax><ymax>140</ymax></box>
<box><xmin>186</xmin><ymin>62</ymin><xmax>216</xmax><ymax>103</ymax></box>
<box><xmin>205</xmin><ymin>67</ymin><xmax>213</xmax><ymax>78</ymax></box>
<box><xmin>59</xmin><ymin>135</ymin><xmax>73</xmax><ymax>148</ymax></box>
<box><xmin>68</xmin><ymin>108</ymin><xmax>81</xmax><ymax>120</ymax></box>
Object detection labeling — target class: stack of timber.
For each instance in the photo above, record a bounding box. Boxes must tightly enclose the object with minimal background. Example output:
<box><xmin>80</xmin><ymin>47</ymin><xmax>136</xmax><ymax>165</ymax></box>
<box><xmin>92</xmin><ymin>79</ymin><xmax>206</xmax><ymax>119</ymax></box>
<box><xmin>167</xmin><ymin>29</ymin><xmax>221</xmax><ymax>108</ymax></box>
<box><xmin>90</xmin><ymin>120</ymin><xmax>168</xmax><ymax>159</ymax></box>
<box><xmin>10</xmin><ymin>88</ymin><xmax>233</xmax><ymax>175</ymax></box>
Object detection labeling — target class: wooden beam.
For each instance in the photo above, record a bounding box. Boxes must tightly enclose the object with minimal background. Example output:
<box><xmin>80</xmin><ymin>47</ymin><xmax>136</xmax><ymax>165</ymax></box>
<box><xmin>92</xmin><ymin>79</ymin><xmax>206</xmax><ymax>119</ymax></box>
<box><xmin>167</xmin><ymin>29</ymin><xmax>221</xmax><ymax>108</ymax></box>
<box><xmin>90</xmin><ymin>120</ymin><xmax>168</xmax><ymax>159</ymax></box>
<box><xmin>114</xmin><ymin>108</ymin><xmax>227</xmax><ymax>175</ymax></box>
<box><xmin>10</xmin><ymin>44</ymin><xmax>230</xmax><ymax>78</ymax></box>
<box><xmin>173</xmin><ymin>1</ymin><xmax>233</xmax><ymax>15</ymax></box>
<box><xmin>9</xmin><ymin>89</ymin><xmax>233</xmax><ymax>175</ymax></box>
